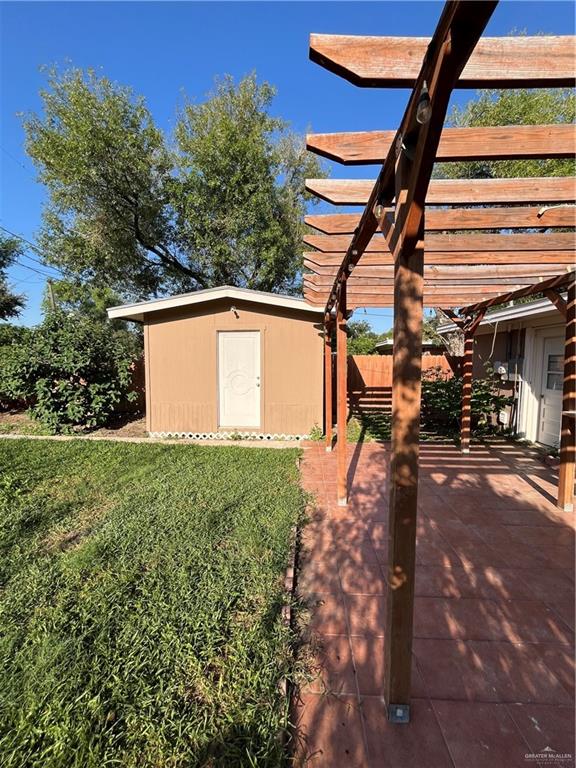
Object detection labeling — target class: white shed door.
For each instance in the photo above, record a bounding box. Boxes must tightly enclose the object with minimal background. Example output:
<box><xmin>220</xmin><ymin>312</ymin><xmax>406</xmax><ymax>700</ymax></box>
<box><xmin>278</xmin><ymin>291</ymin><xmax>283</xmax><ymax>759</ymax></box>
<box><xmin>218</xmin><ymin>331</ymin><xmax>261</xmax><ymax>428</ymax></box>
<box><xmin>538</xmin><ymin>336</ymin><xmax>564</xmax><ymax>447</ymax></box>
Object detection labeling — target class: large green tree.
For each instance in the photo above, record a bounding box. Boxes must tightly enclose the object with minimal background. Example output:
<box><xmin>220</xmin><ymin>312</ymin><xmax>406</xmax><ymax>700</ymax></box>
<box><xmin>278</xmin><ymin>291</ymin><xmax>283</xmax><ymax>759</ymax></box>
<box><xmin>0</xmin><ymin>236</ymin><xmax>25</xmax><ymax>320</ymax></box>
<box><xmin>23</xmin><ymin>69</ymin><xmax>324</xmax><ymax>299</ymax></box>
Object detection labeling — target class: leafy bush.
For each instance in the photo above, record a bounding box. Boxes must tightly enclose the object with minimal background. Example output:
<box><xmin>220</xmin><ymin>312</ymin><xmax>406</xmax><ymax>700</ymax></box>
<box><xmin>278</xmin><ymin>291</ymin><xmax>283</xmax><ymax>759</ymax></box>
<box><xmin>421</xmin><ymin>365</ymin><xmax>513</xmax><ymax>435</ymax></box>
<box><xmin>0</xmin><ymin>325</ymin><xmax>32</xmax><ymax>410</ymax></box>
<box><xmin>308</xmin><ymin>423</ymin><xmax>324</xmax><ymax>441</ymax></box>
<box><xmin>0</xmin><ymin>312</ymin><xmax>141</xmax><ymax>433</ymax></box>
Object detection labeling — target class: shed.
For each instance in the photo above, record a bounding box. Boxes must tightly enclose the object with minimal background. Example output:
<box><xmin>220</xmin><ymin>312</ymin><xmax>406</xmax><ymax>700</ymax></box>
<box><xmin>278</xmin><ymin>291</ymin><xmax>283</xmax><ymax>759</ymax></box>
<box><xmin>108</xmin><ymin>286</ymin><xmax>325</xmax><ymax>438</ymax></box>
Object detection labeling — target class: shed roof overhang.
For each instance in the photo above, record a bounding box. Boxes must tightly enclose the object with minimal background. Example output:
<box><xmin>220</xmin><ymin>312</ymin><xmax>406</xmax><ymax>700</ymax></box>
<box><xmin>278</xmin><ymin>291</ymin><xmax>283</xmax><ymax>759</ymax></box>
<box><xmin>107</xmin><ymin>285</ymin><xmax>324</xmax><ymax>322</ymax></box>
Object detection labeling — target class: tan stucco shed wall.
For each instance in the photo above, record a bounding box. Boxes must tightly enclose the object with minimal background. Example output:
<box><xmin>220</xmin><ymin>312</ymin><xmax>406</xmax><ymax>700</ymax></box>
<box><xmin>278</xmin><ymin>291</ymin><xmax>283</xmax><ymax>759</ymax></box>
<box><xmin>143</xmin><ymin>298</ymin><xmax>324</xmax><ymax>435</ymax></box>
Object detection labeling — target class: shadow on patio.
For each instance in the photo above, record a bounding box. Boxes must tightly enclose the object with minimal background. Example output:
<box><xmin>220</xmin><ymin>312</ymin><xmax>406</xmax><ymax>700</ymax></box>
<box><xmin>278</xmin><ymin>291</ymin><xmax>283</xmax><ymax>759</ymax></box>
<box><xmin>291</xmin><ymin>440</ymin><xmax>575</xmax><ymax>768</ymax></box>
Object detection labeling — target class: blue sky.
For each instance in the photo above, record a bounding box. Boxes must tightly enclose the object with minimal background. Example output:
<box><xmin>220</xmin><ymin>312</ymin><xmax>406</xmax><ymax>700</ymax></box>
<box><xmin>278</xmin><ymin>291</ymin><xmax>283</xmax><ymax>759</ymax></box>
<box><xmin>1</xmin><ymin>1</ymin><xmax>574</xmax><ymax>331</ymax></box>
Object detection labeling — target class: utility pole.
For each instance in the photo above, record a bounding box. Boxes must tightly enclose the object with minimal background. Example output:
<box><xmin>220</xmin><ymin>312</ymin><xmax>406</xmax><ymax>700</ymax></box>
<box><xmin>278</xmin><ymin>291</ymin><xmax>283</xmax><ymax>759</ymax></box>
<box><xmin>47</xmin><ymin>278</ymin><xmax>56</xmax><ymax>311</ymax></box>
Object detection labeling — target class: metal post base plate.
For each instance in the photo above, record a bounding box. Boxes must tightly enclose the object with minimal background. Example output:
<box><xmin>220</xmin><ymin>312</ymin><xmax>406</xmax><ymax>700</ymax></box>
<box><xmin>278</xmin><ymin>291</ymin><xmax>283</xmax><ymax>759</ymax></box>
<box><xmin>387</xmin><ymin>703</ymin><xmax>410</xmax><ymax>723</ymax></box>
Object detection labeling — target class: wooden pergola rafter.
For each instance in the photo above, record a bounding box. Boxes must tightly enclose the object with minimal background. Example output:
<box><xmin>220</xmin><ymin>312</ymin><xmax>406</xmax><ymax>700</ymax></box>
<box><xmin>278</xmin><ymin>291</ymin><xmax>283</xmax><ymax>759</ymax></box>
<box><xmin>305</xmin><ymin>0</ymin><xmax>575</xmax><ymax>723</ymax></box>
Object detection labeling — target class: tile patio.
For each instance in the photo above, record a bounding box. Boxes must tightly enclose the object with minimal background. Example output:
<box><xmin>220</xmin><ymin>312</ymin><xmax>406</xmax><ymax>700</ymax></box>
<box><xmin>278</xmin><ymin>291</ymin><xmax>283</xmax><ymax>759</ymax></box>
<box><xmin>293</xmin><ymin>440</ymin><xmax>575</xmax><ymax>768</ymax></box>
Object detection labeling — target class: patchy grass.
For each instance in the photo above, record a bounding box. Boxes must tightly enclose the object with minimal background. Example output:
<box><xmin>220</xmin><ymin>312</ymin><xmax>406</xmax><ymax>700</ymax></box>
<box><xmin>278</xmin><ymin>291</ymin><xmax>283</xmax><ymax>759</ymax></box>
<box><xmin>0</xmin><ymin>409</ymin><xmax>147</xmax><ymax>438</ymax></box>
<box><xmin>0</xmin><ymin>439</ymin><xmax>304</xmax><ymax>767</ymax></box>
<box><xmin>346</xmin><ymin>410</ymin><xmax>504</xmax><ymax>445</ymax></box>
<box><xmin>346</xmin><ymin>412</ymin><xmax>391</xmax><ymax>442</ymax></box>
<box><xmin>0</xmin><ymin>411</ymin><xmax>50</xmax><ymax>435</ymax></box>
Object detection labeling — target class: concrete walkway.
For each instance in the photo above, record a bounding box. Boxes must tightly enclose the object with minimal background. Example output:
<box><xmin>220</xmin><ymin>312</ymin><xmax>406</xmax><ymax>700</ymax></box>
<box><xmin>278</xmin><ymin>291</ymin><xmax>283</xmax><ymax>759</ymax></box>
<box><xmin>294</xmin><ymin>440</ymin><xmax>575</xmax><ymax>768</ymax></box>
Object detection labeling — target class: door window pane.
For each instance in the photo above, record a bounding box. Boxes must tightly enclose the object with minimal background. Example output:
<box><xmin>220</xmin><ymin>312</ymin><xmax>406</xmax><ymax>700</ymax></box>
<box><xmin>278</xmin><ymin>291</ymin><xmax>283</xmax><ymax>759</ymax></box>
<box><xmin>546</xmin><ymin>372</ymin><xmax>563</xmax><ymax>390</ymax></box>
<box><xmin>547</xmin><ymin>354</ymin><xmax>563</xmax><ymax>373</ymax></box>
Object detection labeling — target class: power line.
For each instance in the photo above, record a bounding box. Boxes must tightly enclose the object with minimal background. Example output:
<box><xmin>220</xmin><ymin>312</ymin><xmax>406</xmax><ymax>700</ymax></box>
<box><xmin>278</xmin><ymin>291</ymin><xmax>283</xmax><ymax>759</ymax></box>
<box><xmin>0</xmin><ymin>145</ymin><xmax>36</xmax><ymax>181</ymax></box>
<box><xmin>0</xmin><ymin>224</ymin><xmax>46</xmax><ymax>257</ymax></box>
<box><xmin>10</xmin><ymin>259</ymin><xmax>56</xmax><ymax>279</ymax></box>
<box><xmin>0</xmin><ymin>224</ymin><xmax>63</xmax><ymax>277</ymax></box>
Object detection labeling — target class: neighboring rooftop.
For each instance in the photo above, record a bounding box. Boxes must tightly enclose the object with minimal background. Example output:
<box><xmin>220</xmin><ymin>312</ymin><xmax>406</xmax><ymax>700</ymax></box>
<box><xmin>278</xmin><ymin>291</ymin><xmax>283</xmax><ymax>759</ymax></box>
<box><xmin>107</xmin><ymin>285</ymin><xmax>324</xmax><ymax>322</ymax></box>
<box><xmin>375</xmin><ymin>338</ymin><xmax>444</xmax><ymax>351</ymax></box>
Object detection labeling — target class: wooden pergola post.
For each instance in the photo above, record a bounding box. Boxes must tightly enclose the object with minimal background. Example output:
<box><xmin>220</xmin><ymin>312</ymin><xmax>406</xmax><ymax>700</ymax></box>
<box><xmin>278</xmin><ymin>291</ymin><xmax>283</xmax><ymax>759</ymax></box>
<box><xmin>558</xmin><ymin>279</ymin><xmax>575</xmax><ymax>512</ymax></box>
<box><xmin>460</xmin><ymin>311</ymin><xmax>485</xmax><ymax>453</ymax></box>
<box><xmin>383</xmin><ymin>128</ymin><xmax>425</xmax><ymax>720</ymax></box>
<box><xmin>336</xmin><ymin>278</ymin><xmax>348</xmax><ymax>505</ymax></box>
<box><xmin>441</xmin><ymin>309</ymin><xmax>485</xmax><ymax>453</ymax></box>
<box><xmin>461</xmin><ymin>328</ymin><xmax>475</xmax><ymax>453</ymax></box>
<box><xmin>324</xmin><ymin>316</ymin><xmax>333</xmax><ymax>451</ymax></box>
<box><xmin>384</xmin><ymin>236</ymin><xmax>424</xmax><ymax>720</ymax></box>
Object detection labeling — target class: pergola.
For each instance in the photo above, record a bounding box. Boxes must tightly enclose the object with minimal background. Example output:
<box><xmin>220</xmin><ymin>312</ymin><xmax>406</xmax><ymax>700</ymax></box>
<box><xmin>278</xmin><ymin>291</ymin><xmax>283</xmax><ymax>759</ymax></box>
<box><xmin>302</xmin><ymin>1</ymin><xmax>575</xmax><ymax>722</ymax></box>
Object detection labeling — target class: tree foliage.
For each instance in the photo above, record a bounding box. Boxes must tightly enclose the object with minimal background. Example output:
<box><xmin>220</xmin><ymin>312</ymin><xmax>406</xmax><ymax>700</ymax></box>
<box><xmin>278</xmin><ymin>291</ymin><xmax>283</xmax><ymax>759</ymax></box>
<box><xmin>0</xmin><ymin>237</ymin><xmax>25</xmax><ymax>320</ymax></box>
<box><xmin>23</xmin><ymin>69</ymin><xmax>325</xmax><ymax>299</ymax></box>
<box><xmin>174</xmin><ymin>76</ymin><xmax>322</xmax><ymax>291</ymax></box>
<box><xmin>346</xmin><ymin>320</ymin><xmax>388</xmax><ymax>355</ymax></box>
<box><xmin>41</xmin><ymin>278</ymin><xmax>124</xmax><ymax>324</ymax></box>
<box><xmin>0</xmin><ymin>313</ymin><xmax>140</xmax><ymax>433</ymax></box>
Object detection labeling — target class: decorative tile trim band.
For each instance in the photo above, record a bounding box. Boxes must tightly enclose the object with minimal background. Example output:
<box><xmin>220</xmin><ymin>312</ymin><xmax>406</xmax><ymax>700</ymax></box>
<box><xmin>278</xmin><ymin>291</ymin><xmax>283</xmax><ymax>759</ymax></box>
<box><xmin>148</xmin><ymin>431</ymin><xmax>309</xmax><ymax>441</ymax></box>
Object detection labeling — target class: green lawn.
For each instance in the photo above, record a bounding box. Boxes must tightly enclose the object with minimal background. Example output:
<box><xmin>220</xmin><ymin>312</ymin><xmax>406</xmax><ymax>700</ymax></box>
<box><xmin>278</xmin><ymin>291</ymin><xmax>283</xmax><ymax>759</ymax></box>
<box><xmin>0</xmin><ymin>439</ymin><xmax>305</xmax><ymax>767</ymax></box>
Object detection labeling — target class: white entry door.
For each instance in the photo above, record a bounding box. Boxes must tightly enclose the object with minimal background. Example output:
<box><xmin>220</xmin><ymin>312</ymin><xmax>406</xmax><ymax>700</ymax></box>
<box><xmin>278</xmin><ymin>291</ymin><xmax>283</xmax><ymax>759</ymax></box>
<box><xmin>218</xmin><ymin>331</ymin><xmax>261</xmax><ymax>428</ymax></box>
<box><xmin>537</xmin><ymin>336</ymin><xmax>564</xmax><ymax>447</ymax></box>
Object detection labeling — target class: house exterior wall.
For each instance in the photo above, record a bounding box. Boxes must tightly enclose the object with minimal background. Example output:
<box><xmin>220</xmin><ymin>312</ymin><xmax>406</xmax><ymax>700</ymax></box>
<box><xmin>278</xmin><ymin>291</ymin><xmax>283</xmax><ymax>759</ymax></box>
<box><xmin>143</xmin><ymin>298</ymin><xmax>323</xmax><ymax>435</ymax></box>
<box><xmin>473</xmin><ymin>311</ymin><xmax>565</xmax><ymax>444</ymax></box>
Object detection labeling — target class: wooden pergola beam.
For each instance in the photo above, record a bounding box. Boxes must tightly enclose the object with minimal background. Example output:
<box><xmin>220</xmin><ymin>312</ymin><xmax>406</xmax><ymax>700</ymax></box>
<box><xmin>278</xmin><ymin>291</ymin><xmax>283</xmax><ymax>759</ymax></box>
<box><xmin>558</xmin><ymin>280</ymin><xmax>575</xmax><ymax>512</ymax></box>
<box><xmin>305</xmin><ymin>295</ymin><xmax>513</xmax><ymax>309</ymax></box>
<box><xmin>459</xmin><ymin>271</ymin><xmax>575</xmax><ymax>314</ymax></box>
<box><xmin>304</xmin><ymin>232</ymin><xmax>575</xmax><ymax>254</ymax></box>
<box><xmin>304</xmin><ymin>263</ymin><xmax>570</xmax><ymax>281</ymax></box>
<box><xmin>305</xmin><ymin>206</ymin><xmax>576</xmax><ymax>233</ymax></box>
<box><xmin>305</xmin><ymin>176</ymin><xmax>576</xmax><ymax>207</ymax></box>
<box><xmin>307</xmin><ymin>124</ymin><xmax>576</xmax><ymax>165</ymax></box>
<box><xmin>305</xmin><ymin>275</ymin><xmax>538</xmax><ymax>290</ymax></box>
<box><xmin>315</xmin><ymin>2</ymin><xmax>499</xmax><ymax>317</ymax></box>
<box><xmin>304</xmin><ymin>250</ymin><xmax>576</xmax><ymax>266</ymax></box>
<box><xmin>544</xmin><ymin>289</ymin><xmax>568</xmax><ymax>318</ymax></box>
<box><xmin>310</xmin><ymin>33</ymin><xmax>576</xmax><ymax>89</ymax></box>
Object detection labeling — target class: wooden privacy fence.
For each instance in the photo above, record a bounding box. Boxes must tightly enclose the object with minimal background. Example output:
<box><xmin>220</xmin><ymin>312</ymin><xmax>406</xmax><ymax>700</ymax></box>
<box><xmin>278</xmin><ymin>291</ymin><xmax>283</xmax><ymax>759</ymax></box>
<box><xmin>347</xmin><ymin>354</ymin><xmax>460</xmax><ymax>416</ymax></box>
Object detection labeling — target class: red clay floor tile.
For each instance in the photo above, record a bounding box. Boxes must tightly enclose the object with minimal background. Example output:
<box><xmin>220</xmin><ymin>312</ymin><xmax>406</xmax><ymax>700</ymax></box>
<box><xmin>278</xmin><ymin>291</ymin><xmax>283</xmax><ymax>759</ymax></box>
<box><xmin>350</xmin><ymin>635</ymin><xmax>428</xmax><ymax>698</ymax></box>
<box><xmin>303</xmin><ymin>635</ymin><xmax>356</xmax><ymax>696</ymax></box>
<box><xmin>294</xmin><ymin>441</ymin><xmax>575</xmax><ymax>766</ymax></box>
<box><xmin>506</xmin><ymin>703</ymin><xmax>575</xmax><ymax>767</ymax></box>
<box><xmin>292</xmin><ymin>692</ymin><xmax>368</xmax><ymax>767</ymax></box>
<box><xmin>345</xmin><ymin>593</ymin><xmax>387</xmax><ymax>637</ymax></box>
<box><xmin>362</xmin><ymin>697</ymin><xmax>453</xmax><ymax>768</ymax></box>
<box><xmin>432</xmin><ymin>699</ymin><xmax>532</xmax><ymax>768</ymax></box>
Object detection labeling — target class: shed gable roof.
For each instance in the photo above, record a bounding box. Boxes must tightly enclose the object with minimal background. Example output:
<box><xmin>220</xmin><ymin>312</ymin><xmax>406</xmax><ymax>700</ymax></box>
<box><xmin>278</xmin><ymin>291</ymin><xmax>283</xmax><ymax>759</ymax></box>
<box><xmin>107</xmin><ymin>285</ymin><xmax>324</xmax><ymax>322</ymax></box>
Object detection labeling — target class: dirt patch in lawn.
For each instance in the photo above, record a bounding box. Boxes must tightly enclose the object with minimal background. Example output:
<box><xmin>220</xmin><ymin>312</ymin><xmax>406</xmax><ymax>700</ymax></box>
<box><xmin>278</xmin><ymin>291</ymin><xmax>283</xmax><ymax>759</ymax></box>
<box><xmin>0</xmin><ymin>409</ymin><xmax>148</xmax><ymax>438</ymax></box>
